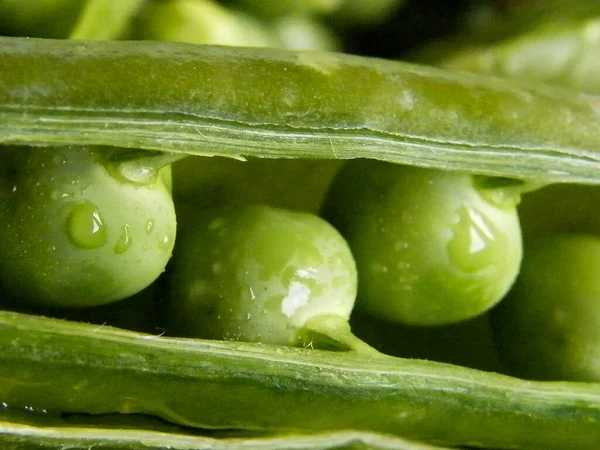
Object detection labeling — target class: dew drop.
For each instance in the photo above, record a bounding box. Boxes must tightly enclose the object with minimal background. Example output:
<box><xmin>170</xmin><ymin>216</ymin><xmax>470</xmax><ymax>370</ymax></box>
<box><xmin>114</xmin><ymin>224</ymin><xmax>132</xmax><ymax>254</ymax></box>
<box><xmin>51</xmin><ymin>190</ymin><xmax>70</xmax><ymax>200</ymax></box>
<box><xmin>53</xmin><ymin>154</ymin><xmax>66</xmax><ymax>165</ymax></box>
<box><xmin>66</xmin><ymin>202</ymin><xmax>106</xmax><ymax>249</ymax></box>
<box><xmin>145</xmin><ymin>219</ymin><xmax>155</xmax><ymax>235</ymax></box>
<box><xmin>447</xmin><ymin>205</ymin><xmax>499</xmax><ymax>273</ymax></box>
<box><xmin>158</xmin><ymin>233</ymin><xmax>172</xmax><ymax>250</ymax></box>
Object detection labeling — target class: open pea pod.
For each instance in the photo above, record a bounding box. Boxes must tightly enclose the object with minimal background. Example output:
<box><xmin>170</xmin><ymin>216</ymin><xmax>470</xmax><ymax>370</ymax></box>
<box><xmin>443</xmin><ymin>17</ymin><xmax>600</xmax><ymax>96</ymax></box>
<box><xmin>0</xmin><ymin>410</ymin><xmax>451</xmax><ymax>450</ymax></box>
<box><xmin>0</xmin><ymin>310</ymin><xmax>599</xmax><ymax>450</ymax></box>
<box><xmin>1</xmin><ymin>37</ymin><xmax>600</xmax><ymax>184</ymax></box>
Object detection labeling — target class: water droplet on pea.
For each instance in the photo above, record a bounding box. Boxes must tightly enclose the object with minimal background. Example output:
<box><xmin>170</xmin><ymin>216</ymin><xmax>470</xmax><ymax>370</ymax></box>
<box><xmin>52</xmin><ymin>153</ymin><xmax>67</xmax><ymax>165</ymax></box>
<box><xmin>158</xmin><ymin>233</ymin><xmax>172</xmax><ymax>250</ymax></box>
<box><xmin>145</xmin><ymin>219</ymin><xmax>155</xmax><ymax>235</ymax></box>
<box><xmin>51</xmin><ymin>190</ymin><xmax>70</xmax><ymax>200</ymax></box>
<box><xmin>447</xmin><ymin>205</ymin><xmax>499</xmax><ymax>273</ymax></box>
<box><xmin>114</xmin><ymin>224</ymin><xmax>132</xmax><ymax>254</ymax></box>
<box><xmin>66</xmin><ymin>202</ymin><xmax>106</xmax><ymax>249</ymax></box>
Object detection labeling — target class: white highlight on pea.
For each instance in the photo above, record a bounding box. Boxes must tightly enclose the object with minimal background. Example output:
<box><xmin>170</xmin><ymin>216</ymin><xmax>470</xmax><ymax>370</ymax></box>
<box><xmin>281</xmin><ymin>281</ymin><xmax>311</xmax><ymax>317</ymax></box>
<box><xmin>296</xmin><ymin>268</ymin><xmax>319</xmax><ymax>279</ymax></box>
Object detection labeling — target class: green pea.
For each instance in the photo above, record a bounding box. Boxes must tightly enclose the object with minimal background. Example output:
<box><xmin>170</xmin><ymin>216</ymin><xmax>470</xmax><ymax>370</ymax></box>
<box><xmin>492</xmin><ymin>233</ymin><xmax>600</xmax><ymax>382</ymax></box>
<box><xmin>0</xmin><ymin>146</ymin><xmax>176</xmax><ymax>307</ymax></box>
<box><xmin>272</xmin><ymin>14</ymin><xmax>341</xmax><ymax>51</ymax></box>
<box><xmin>232</xmin><ymin>0</ymin><xmax>343</xmax><ymax>18</ymax></box>
<box><xmin>322</xmin><ymin>160</ymin><xmax>522</xmax><ymax>326</ymax></box>
<box><xmin>134</xmin><ymin>0</ymin><xmax>275</xmax><ymax>47</ymax></box>
<box><xmin>166</xmin><ymin>204</ymin><xmax>358</xmax><ymax>348</ymax></box>
<box><xmin>442</xmin><ymin>17</ymin><xmax>600</xmax><ymax>96</ymax></box>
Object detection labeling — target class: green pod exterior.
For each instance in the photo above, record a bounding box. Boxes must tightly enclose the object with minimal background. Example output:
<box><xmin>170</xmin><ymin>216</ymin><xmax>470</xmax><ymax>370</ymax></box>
<box><xmin>443</xmin><ymin>17</ymin><xmax>600</xmax><ymax>95</ymax></box>
<box><xmin>0</xmin><ymin>310</ymin><xmax>598</xmax><ymax>450</ymax></box>
<box><xmin>0</xmin><ymin>411</ymin><xmax>451</xmax><ymax>450</ymax></box>
<box><xmin>1</xmin><ymin>37</ymin><xmax>600</xmax><ymax>183</ymax></box>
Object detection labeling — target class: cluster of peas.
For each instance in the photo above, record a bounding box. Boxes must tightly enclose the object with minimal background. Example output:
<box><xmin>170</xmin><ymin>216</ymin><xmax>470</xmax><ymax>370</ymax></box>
<box><xmin>1</xmin><ymin>0</ymin><xmax>599</xmax><ymax>394</ymax></box>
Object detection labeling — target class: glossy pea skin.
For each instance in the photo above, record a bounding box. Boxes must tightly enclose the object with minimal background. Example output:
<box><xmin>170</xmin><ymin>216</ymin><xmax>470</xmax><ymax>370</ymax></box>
<box><xmin>0</xmin><ymin>146</ymin><xmax>176</xmax><ymax>307</ymax></box>
<box><xmin>492</xmin><ymin>233</ymin><xmax>600</xmax><ymax>382</ymax></box>
<box><xmin>134</xmin><ymin>0</ymin><xmax>276</xmax><ymax>48</ymax></box>
<box><xmin>322</xmin><ymin>160</ymin><xmax>522</xmax><ymax>326</ymax></box>
<box><xmin>166</xmin><ymin>204</ymin><xmax>357</xmax><ymax>346</ymax></box>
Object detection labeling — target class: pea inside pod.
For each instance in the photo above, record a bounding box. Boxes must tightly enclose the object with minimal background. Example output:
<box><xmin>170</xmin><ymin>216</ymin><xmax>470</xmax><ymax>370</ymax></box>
<box><xmin>0</xmin><ymin>145</ymin><xmax>177</xmax><ymax>307</ymax></box>
<box><xmin>166</xmin><ymin>203</ymin><xmax>371</xmax><ymax>352</ymax></box>
<box><xmin>492</xmin><ymin>233</ymin><xmax>600</xmax><ymax>382</ymax></box>
<box><xmin>322</xmin><ymin>160</ymin><xmax>523</xmax><ymax>326</ymax></box>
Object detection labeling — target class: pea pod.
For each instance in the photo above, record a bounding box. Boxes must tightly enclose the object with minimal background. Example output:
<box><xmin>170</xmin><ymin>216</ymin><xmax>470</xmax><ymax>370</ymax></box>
<box><xmin>443</xmin><ymin>17</ymin><xmax>600</xmax><ymax>95</ymax></box>
<box><xmin>2</xmin><ymin>37</ymin><xmax>600</xmax><ymax>184</ymax></box>
<box><xmin>492</xmin><ymin>233</ymin><xmax>600</xmax><ymax>382</ymax></box>
<box><xmin>0</xmin><ymin>408</ymin><xmax>452</xmax><ymax>450</ymax></box>
<box><xmin>0</xmin><ymin>310</ymin><xmax>599</xmax><ymax>450</ymax></box>
<box><xmin>0</xmin><ymin>414</ymin><xmax>451</xmax><ymax>450</ymax></box>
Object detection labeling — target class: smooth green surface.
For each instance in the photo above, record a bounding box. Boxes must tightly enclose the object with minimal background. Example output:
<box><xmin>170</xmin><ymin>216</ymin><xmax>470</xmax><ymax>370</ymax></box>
<box><xmin>518</xmin><ymin>183</ymin><xmax>600</xmax><ymax>245</ymax></box>
<box><xmin>2</xmin><ymin>38</ymin><xmax>600</xmax><ymax>183</ymax></box>
<box><xmin>492</xmin><ymin>234</ymin><xmax>600</xmax><ymax>382</ymax></box>
<box><xmin>69</xmin><ymin>0</ymin><xmax>144</xmax><ymax>40</ymax></box>
<box><xmin>0</xmin><ymin>146</ymin><xmax>176</xmax><ymax>306</ymax></box>
<box><xmin>0</xmin><ymin>415</ymin><xmax>451</xmax><ymax>450</ymax></box>
<box><xmin>134</xmin><ymin>0</ymin><xmax>275</xmax><ymax>47</ymax></box>
<box><xmin>167</xmin><ymin>204</ymin><xmax>357</xmax><ymax>346</ymax></box>
<box><xmin>233</xmin><ymin>0</ymin><xmax>342</xmax><ymax>18</ymax></box>
<box><xmin>0</xmin><ymin>310</ymin><xmax>599</xmax><ymax>450</ymax></box>
<box><xmin>444</xmin><ymin>17</ymin><xmax>600</xmax><ymax>95</ymax></box>
<box><xmin>273</xmin><ymin>14</ymin><xmax>341</xmax><ymax>51</ymax></box>
<box><xmin>322</xmin><ymin>161</ymin><xmax>522</xmax><ymax>326</ymax></box>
